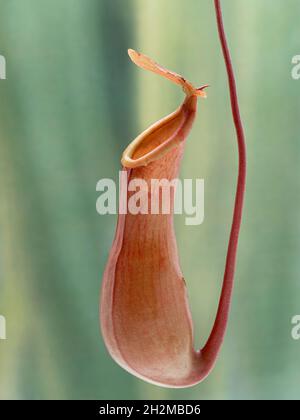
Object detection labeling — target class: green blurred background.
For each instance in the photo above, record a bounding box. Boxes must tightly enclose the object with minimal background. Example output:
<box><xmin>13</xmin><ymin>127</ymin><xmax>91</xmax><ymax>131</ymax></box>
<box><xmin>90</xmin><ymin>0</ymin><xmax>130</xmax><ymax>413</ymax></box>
<box><xmin>0</xmin><ymin>0</ymin><xmax>299</xmax><ymax>400</ymax></box>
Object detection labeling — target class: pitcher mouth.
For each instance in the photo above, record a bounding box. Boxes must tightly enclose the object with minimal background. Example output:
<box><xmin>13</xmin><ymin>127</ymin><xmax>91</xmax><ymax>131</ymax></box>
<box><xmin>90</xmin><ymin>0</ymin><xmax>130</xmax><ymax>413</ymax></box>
<box><xmin>121</xmin><ymin>107</ymin><xmax>186</xmax><ymax>169</ymax></box>
<box><xmin>121</xmin><ymin>49</ymin><xmax>207</xmax><ymax>169</ymax></box>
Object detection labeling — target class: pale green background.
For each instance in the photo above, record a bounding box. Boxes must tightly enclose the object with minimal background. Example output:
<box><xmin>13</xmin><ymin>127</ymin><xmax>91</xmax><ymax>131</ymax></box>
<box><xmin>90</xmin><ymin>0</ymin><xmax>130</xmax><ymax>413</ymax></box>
<box><xmin>0</xmin><ymin>0</ymin><xmax>299</xmax><ymax>400</ymax></box>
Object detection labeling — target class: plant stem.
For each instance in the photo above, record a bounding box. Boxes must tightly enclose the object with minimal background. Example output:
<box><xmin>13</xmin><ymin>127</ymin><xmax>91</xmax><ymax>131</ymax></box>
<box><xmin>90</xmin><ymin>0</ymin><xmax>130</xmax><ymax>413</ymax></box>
<box><xmin>202</xmin><ymin>0</ymin><xmax>246</xmax><ymax>363</ymax></box>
